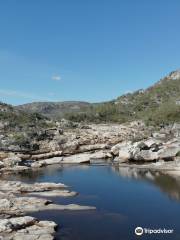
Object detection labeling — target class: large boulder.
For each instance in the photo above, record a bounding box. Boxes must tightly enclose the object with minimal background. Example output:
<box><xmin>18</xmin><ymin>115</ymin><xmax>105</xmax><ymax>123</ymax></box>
<box><xmin>157</xmin><ymin>146</ymin><xmax>180</xmax><ymax>160</ymax></box>
<box><xmin>133</xmin><ymin>149</ymin><xmax>158</xmax><ymax>161</ymax></box>
<box><xmin>118</xmin><ymin>148</ymin><xmax>132</xmax><ymax>162</ymax></box>
<box><xmin>111</xmin><ymin>141</ymin><xmax>132</xmax><ymax>156</ymax></box>
<box><xmin>112</xmin><ymin>138</ymin><xmax>164</xmax><ymax>162</ymax></box>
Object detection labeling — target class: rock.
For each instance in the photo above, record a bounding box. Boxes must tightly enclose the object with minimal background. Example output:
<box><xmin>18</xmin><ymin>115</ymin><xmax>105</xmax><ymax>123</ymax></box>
<box><xmin>62</xmin><ymin>153</ymin><xmax>91</xmax><ymax>164</ymax></box>
<box><xmin>0</xmin><ymin>179</ymin><xmax>95</xmax><ymax>219</ymax></box>
<box><xmin>28</xmin><ymin>190</ymin><xmax>77</xmax><ymax>197</ymax></box>
<box><xmin>44</xmin><ymin>203</ymin><xmax>96</xmax><ymax>211</ymax></box>
<box><xmin>152</xmin><ymin>132</ymin><xmax>166</xmax><ymax>139</ymax></box>
<box><xmin>13</xmin><ymin>228</ymin><xmax>55</xmax><ymax>240</ymax></box>
<box><xmin>77</xmin><ymin>143</ymin><xmax>109</xmax><ymax>153</ymax></box>
<box><xmin>0</xmin><ymin>161</ymin><xmax>4</xmax><ymax>168</ymax></box>
<box><xmin>62</xmin><ymin>140</ymin><xmax>79</xmax><ymax>154</ymax></box>
<box><xmin>111</xmin><ymin>141</ymin><xmax>132</xmax><ymax>156</ymax></box>
<box><xmin>0</xmin><ymin>180</ymin><xmax>67</xmax><ymax>193</ymax></box>
<box><xmin>2</xmin><ymin>155</ymin><xmax>22</xmax><ymax>167</ymax></box>
<box><xmin>31</xmin><ymin>151</ymin><xmax>62</xmax><ymax>160</ymax></box>
<box><xmin>33</xmin><ymin>182</ymin><xmax>67</xmax><ymax>190</ymax></box>
<box><xmin>157</xmin><ymin>146</ymin><xmax>180</xmax><ymax>160</ymax></box>
<box><xmin>111</xmin><ymin>141</ymin><xmax>133</xmax><ymax>162</ymax></box>
<box><xmin>90</xmin><ymin>150</ymin><xmax>110</xmax><ymax>160</ymax></box>
<box><xmin>0</xmin><ymin>196</ymin><xmax>96</xmax><ymax>214</ymax></box>
<box><xmin>133</xmin><ymin>141</ymin><xmax>147</xmax><ymax>150</ymax></box>
<box><xmin>0</xmin><ymin>152</ymin><xmax>8</xmax><ymax>160</ymax></box>
<box><xmin>143</xmin><ymin>138</ymin><xmax>161</xmax><ymax>149</ymax></box>
<box><xmin>133</xmin><ymin>149</ymin><xmax>158</xmax><ymax>161</ymax></box>
<box><xmin>62</xmin><ymin>150</ymin><xmax>111</xmax><ymax>164</ymax></box>
<box><xmin>37</xmin><ymin>220</ymin><xmax>57</xmax><ymax>228</ymax></box>
<box><xmin>0</xmin><ymin>216</ymin><xmax>36</xmax><ymax>233</ymax></box>
<box><xmin>118</xmin><ymin>149</ymin><xmax>132</xmax><ymax>162</ymax></box>
<box><xmin>0</xmin><ymin>199</ymin><xmax>13</xmax><ymax>212</ymax></box>
<box><xmin>8</xmin><ymin>218</ymin><xmax>57</xmax><ymax>240</ymax></box>
<box><xmin>31</xmin><ymin>161</ymin><xmax>45</xmax><ymax>168</ymax></box>
<box><xmin>31</xmin><ymin>157</ymin><xmax>63</xmax><ymax>168</ymax></box>
<box><xmin>2</xmin><ymin>165</ymin><xmax>30</xmax><ymax>173</ymax></box>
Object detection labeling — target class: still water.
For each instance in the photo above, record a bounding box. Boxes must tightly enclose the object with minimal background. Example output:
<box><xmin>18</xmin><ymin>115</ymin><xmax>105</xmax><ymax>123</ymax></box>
<box><xmin>7</xmin><ymin>164</ymin><xmax>180</xmax><ymax>240</ymax></box>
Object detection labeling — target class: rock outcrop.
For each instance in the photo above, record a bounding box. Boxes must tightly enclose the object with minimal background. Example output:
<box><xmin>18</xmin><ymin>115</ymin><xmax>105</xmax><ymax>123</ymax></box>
<box><xmin>112</xmin><ymin>136</ymin><xmax>180</xmax><ymax>163</ymax></box>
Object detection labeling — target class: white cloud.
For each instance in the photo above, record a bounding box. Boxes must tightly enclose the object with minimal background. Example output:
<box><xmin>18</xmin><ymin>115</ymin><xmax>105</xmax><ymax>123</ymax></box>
<box><xmin>51</xmin><ymin>74</ymin><xmax>61</xmax><ymax>81</ymax></box>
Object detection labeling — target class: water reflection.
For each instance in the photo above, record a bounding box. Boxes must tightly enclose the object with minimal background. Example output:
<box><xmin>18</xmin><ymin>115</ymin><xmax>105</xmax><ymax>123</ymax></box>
<box><xmin>1</xmin><ymin>164</ymin><xmax>180</xmax><ymax>239</ymax></box>
<box><xmin>3</xmin><ymin>163</ymin><xmax>180</xmax><ymax>202</ymax></box>
<box><xmin>113</xmin><ymin>165</ymin><xmax>180</xmax><ymax>201</ymax></box>
<box><xmin>1</xmin><ymin>164</ymin><xmax>91</xmax><ymax>183</ymax></box>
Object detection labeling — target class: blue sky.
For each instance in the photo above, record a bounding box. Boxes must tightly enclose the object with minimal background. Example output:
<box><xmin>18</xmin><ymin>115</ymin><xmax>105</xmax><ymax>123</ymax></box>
<box><xmin>0</xmin><ymin>0</ymin><xmax>180</xmax><ymax>105</ymax></box>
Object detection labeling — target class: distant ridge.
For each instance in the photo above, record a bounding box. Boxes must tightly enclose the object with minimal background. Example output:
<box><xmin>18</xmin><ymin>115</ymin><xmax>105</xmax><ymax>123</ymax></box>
<box><xmin>16</xmin><ymin>101</ymin><xmax>91</xmax><ymax>119</ymax></box>
<box><xmin>15</xmin><ymin>70</ymin><xmax>180</xmax><ymax>124</ymax></box>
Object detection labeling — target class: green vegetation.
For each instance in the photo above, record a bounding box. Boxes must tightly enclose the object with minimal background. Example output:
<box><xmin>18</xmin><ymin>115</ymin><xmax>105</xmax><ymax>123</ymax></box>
<box><xmin>65</xmin><ymin>76</ymin><xmax>180</xmax><ymax>125</ymax></box>
<box><xmin>0</xmin><ymin>102</ymin><xmax>55</xmax><ymax>133</ymax></box>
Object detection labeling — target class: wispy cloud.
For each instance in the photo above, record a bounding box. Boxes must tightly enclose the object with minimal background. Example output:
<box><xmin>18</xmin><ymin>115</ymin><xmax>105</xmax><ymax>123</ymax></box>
<box><xmin>0</xmin><ymin>89</ymin><xmax>51</xmax><ymax>102</ymax></box>
<box><xmin>51</xmin><ymin>74</ymin><xmax>61</xmax><ymax>81</ymax></box>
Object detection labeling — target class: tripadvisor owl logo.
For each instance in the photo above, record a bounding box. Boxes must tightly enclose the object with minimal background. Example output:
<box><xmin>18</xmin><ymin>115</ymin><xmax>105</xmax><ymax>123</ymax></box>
<box><xmin>135</xmin><ymin>227</ymin><xmax>143</xmax><ymax>236</ymax></box>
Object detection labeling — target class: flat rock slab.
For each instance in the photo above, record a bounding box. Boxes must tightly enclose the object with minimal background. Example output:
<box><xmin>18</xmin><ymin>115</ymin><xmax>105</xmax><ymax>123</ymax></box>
<box><xmin>28</xmin><ymin>190</ymin><xmax>77</xmax><ymax>197</ymax></box>
<box><xmin>31</xmin><ymin>157</ymin><xmax>63</xmax><ymax>168</ymax></box>
<box><xmin>62</xmin><ymin>151</ymin><xmax>111</xmax><ymax>164</ymax></box>
<box><xmin>0</xmin><ymin>181</ymin><xmax>67</xmax><ymax>193</ymax></box>
<box><xmin>0</xmin><ymin>178</ymin><xmax>96</xmax><ymax>239</ymax></box>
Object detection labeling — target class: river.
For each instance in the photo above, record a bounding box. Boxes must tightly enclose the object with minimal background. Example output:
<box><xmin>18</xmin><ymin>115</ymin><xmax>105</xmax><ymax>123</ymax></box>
<box><xmin>5</xmin><ymin>164</ymin><xmax>180</xmax><ymax>240</ymax></box>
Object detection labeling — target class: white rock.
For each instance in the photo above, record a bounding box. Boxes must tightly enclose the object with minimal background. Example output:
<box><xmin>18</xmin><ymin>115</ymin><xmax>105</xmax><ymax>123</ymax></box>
<box><xmin>111</xmin><ymin>141</ymin><xmax>132</xmax><ymax>156</ymax></box>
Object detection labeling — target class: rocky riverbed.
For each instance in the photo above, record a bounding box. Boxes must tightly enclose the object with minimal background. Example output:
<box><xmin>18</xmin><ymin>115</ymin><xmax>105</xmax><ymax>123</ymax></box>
<box><xmin>0</xmin><ymin>180</ymin><xmax>95</xmax><ymax>239</ymax></box>
<box><xmin>0</xmin><ymin>121</ymin><xmax>180</xmax><ymax>171</ymax></box>
<box><xmin>0</xmin><ymin>121</ymin><xmax>180</xmax><ymax>238</ymax></box>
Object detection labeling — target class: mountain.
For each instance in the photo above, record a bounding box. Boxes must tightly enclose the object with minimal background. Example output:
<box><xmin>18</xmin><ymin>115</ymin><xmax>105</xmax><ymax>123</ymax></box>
<box><xmin>16</xmin><ymin>101</ymin><xmax>91</xmax><ymax>119</ymax></box>
<box><xmin>15</xmin><ymin>70</ymin><xmax>180</xmax><ymax>125</ymax></box>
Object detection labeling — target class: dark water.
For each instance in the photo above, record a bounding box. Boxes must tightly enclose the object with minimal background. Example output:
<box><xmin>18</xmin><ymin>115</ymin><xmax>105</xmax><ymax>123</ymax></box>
<box><xmin>6</xmin><ymin>164</ymin><xmax>180</xmax><ymax>240</ymax></box>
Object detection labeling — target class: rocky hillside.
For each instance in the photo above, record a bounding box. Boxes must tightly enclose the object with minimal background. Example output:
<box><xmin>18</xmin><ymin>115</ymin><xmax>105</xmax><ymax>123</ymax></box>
<box><xmin>60</xmin><ymin>70</ymin><xmax>180</xmax><ymax>124</ymax></box>
<box><xmin>113</xmin><ymin>70</ymin><xmax>180</xmax><ymax>124</ymax></box>
<box><xmin>15</xmin><ymin>70</ymin><xmax>180</xmax><ymax>125</ymax></box>
<box><xmin>0</xmin><ymin>102</ymin><xmax>58</xmax><ymax>152</ymax></box>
